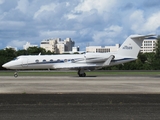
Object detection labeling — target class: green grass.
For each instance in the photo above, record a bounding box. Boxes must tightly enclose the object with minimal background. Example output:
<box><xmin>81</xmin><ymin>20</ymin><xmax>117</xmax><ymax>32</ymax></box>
<box><xmin>86</xmin><ymin>70</ymin><xmax>160</xmax><ymax>76</ymax></box>
<box><xmin>0</xmin><ymin>70</ymin><xmax>160</xmax><ymax>76</ymax></box>
<box><xmin>0</xmin><ymin>71</ymin><xmax>76</xmax><ymax>76</ymax></box>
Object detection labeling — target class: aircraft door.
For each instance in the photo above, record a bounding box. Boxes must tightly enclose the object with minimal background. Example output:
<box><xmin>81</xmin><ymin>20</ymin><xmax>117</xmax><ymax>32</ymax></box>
<box><xmin>84</xmin><ymin>53</ymin><xmax>87</xmax><ymax>61</ymax></box>
<box><xmin>21</xmin><ymin>58</ymin><xmax>28</xmax><ymax>68</ymax></box>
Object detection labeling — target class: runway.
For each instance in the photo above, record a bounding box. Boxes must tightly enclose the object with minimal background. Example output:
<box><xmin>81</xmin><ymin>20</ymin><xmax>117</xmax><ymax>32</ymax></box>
<box><xmin>1</xmin><ymin>94</ymin><xmax>160</xmax><ymax>120</ymax></box>
<box><xmin>0</xmin><ymin>76</ymin><xmax>160</xmax><ymax>94</ymax></box>
<box><xmin>1</xmin><ymin>76</ymin><xmax>160</xmax><ymax>120</ymax></box>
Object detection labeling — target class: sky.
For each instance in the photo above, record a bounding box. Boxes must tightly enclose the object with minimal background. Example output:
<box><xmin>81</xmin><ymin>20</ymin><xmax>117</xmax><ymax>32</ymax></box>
<box><xmin>0</xmin><ymin>0</ymin><xmax>160</xmax><ymax>50</ymax></box>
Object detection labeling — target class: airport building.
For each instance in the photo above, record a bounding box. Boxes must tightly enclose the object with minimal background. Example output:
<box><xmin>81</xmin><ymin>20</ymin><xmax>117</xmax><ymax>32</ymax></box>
<box><xmin>140</xmin><ymin>37</ymin><xmax>157</xmax><ymax>53</ymax></box>
<box><xmin>72</xmin><ymin>46</ymin><xmax>80</xmax><ymax>53</ymax></box>
<box><xmin>40</xmin><ymin>38</ymin><xmax>75</xmax><ymax>54</ymax></box>
<box><xmin>86</xmin><ymin>37</ymin><xmax>157</xmax><ymax>53</ymax></box>
<box><xmin>86</xmin><ymin>44</ymin><xmax>120</xmax><ymax>53</ymax></box>
<box><xmin>23</xmin><ymin>36</ymin><xmax>157</xmax><ymax>54</ymax></box>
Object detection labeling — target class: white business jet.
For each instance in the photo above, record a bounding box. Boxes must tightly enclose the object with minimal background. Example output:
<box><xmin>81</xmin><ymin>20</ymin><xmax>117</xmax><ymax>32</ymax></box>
<box><xmin>2</xmin><ymin>34</ymin><xmax>155</xmax><ymax>77</ymax></box>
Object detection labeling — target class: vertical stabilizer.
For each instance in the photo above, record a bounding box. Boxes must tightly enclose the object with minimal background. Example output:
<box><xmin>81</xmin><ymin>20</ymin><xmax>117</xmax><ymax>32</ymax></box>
<box><xmin>117</xmin><ymin>34</ymin><xmax>155</xmax><ymax>58</ymax></box>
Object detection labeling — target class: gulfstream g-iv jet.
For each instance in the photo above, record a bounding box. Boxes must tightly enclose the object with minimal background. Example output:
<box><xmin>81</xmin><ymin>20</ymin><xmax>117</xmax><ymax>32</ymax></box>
<box><xmin>2</xmin><ymin>34</ymin><xmax>155</xmax><ymax>77</ymax></box>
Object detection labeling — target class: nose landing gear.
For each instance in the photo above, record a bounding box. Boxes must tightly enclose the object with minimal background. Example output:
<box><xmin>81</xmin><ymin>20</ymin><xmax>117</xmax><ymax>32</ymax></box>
<box><xmin>14</xmin><ymin>71</ymin><xmax>18</xmax><ymax>78</ymax></box>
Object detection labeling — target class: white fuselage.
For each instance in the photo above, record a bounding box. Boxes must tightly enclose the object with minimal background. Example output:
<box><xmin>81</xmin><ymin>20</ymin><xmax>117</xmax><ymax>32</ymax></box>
<box><xmin>2</xmin><ymin>52</ymin><xmax>135</xmax><ymax>70</ymax></box>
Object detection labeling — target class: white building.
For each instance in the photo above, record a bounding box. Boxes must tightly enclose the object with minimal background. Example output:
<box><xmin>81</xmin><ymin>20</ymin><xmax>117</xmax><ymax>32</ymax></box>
<box><xmin>5</xmin><ymin>46</ymin><xmax>17</xmax><ymax>51</ymax></box>
<box><xmin>40</xmin><ymin>38</ymin><xmax>75</xmax><ymax>54</ymax></box>
<box><xmin>140</xmin><ymin>37</ymin><xmax>157</xmax><ymax>53</ymax></box>
<box><xmin>86</xmin><ymin>44</ymin><xmax>120</xmax><ymax>53</ymax></box>
<box><xmin>86</xmin><ymin>37</ymin><xmax>158</xmax><ymax>53</ymax></box>
<box><xmin>23</xmin><ymin>42</ymin><xmax>38</xmax><ymax>50</ymax></box>
<box><xmin>72</xmin><ymin>46</ymin><xmax>80</xmax><ymax>53</ymax></box>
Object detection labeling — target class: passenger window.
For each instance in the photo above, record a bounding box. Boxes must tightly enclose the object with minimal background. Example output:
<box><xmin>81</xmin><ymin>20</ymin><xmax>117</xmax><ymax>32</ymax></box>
<box><xmin>50</xmin><ymin>59</ymin><xmax>53</xmax><ymax>62</ymax></box>
<box><xmin>43</xmin><ymin>59</ymin><xmax>46</xmax><ymax>62</ymax></box>
<box><xmin>57</xmin><ymin>59</ymin><xmax>60</xmax><ymax>62</ymax></box>
<box><xmin>71</xmin><ymin>59</ymin><xmax>75</xmax><ymax>62</ymax></box>
<box><xmin>35</xmin><ymin>60</ymin><xmax>39</xmax><ymax>63</ymax></box>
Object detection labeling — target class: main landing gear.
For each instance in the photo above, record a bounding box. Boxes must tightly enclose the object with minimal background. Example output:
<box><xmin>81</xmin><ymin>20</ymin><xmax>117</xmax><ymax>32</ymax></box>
<box><xmin>78</xmin><ymin>69</ymin><xmax>86</xmax><ymax>77</ymax></box>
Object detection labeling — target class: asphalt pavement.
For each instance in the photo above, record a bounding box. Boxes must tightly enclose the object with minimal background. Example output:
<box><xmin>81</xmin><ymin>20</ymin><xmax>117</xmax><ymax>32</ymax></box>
<box><xmin>0</xmin><ymin>94</ymin><xmax>160</xmax><ymax>120</ymax></box>
<box><xmin>0</xmin><ymin>76</ymin><xmax>160</xmax><ymax>119</ymax></box>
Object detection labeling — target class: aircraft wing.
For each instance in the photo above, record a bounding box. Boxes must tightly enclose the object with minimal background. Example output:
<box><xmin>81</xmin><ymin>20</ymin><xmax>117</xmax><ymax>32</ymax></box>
<box><xmin>102</xmin><ymin>55</ymin><xmax>114</xmax><ymax>67</ymax></box>
<box><xmin>53</xmin><ymin>63</ymin><xmax>97</xmax><ymax>69</ymax></box>
<box><xmin>53</xmin><ymin>55</ymin><xmax>115</xmax><ymax>69</ymax></box>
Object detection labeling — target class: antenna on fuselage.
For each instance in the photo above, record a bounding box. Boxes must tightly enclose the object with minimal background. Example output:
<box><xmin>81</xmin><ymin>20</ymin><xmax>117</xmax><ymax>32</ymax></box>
<box><xmin>38</xmin><ymin>52</ymin><xmax>41</xmax><ymax>56</ymax></box>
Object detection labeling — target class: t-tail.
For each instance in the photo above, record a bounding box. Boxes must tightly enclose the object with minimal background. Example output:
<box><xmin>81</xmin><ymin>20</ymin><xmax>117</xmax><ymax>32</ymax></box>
<box><xmin>117</xmin><ymin>34</ymin><xmax>155</xmax><ymax>58</ymax></box>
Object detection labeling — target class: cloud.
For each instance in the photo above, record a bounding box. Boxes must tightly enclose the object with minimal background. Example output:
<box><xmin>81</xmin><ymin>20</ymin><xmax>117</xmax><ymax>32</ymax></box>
<box><xmin>0</xmin><ymin>0</ymin><xmax>160</xmax><ymax>50</ymax></box>
<box><xmin>130</xmin><ymin>10</ymin><xmax>160</xmax><ymax>34</ymax></box>
<box><xmin>34</xmin><ymin>3</ymin><xmax>56</xmax><ymax>19</ymax></box>
<box><xmin>0</xmin><ymin>0</ymin><xmax>4</xmax><ymax>4</ymax></box>
<box><xmin>7</xmin><ymin>40</ymin><xmax>27</xmax><ymax>49</ymax></box>
<box><xmin>130</xmin><ymin>10</ymin><xmax>145</xmax><ymax>33</ymax></box>
<box><xmin>39</xmin><ymin>30</ymin><xmax>77</xmax><ymax>39</ymax></box>
<box><xmin>143</xmin><ymin>11</ymin><xmax>160</xmax><ymax>33</ymax></box>
<box><xmin>16</xmin><ymin>0</ymin><xmax>29</xmax><ymax>13</ymax></box>
<box><xmin>0</xmin><ymin>21</ymin><xmax>25</xmax><ymax>30</ymax></box>
<box><xmin>104</xmin><ymin>25</ymin><xmax>123</xmax><ymax>36</ymax></box>
<box><xmin>66</xmin><ymin>0</ymin><xmax>116</xmax><ymax>21</ymax></box>
<box><xmin>92</xmin><ymin>25</ymin><xmax>123</xmax><ymax>46</ymax></box>
<box><xmin>143</xmin><ymin>0</ymin><xmax>160</xmax><ymax>8</ymax></box>
<box><xmin>74</xmin><ymin>0</ymin><xmax>116</xmax><ymax>14</ymax></box>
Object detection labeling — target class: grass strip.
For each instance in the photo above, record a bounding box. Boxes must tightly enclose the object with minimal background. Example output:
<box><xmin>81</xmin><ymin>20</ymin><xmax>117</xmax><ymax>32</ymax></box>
<box><xmin>0</xmin><ymin>70</ymin><xmax>160</xmax><ymax>76</ymax></box>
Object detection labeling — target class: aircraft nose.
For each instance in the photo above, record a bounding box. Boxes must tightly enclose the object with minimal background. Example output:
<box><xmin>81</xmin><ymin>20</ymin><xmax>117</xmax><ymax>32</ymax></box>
<box><xmin>2</xmin><ymin>63</ymin><xmax>9</xmax><ymax>69</ymax></box>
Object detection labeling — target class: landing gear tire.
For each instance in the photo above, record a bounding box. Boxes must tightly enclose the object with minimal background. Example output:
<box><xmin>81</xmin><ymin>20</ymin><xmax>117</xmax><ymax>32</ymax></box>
<box><xmin>14</xmin><ymin>72</ymin><xmax>18</xmax><ymax>78</ymax></box>
<box><xmin>78</xmin><ymin>69</ymin><xmax>86</xmax><ymax>77</ymax></box>
<box><xmin>78</xmin><ymin>73</ymin><xmax>86</xmax><ymax>77</ymax></box>
<box><xmin>82</xmin><ymin>73</ymin><xmax>86</xmax><ymax>77</ymax></box>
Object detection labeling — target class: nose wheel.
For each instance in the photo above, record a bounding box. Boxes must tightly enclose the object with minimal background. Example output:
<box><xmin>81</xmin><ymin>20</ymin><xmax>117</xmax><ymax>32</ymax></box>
<box><xmin>14</xmin><ymin>71</ymin><xmax>18</xmax><ymax>78</ymax></box>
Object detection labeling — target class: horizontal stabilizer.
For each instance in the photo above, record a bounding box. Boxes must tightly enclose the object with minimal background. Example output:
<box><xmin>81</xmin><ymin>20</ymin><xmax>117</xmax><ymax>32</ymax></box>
<box><xmin>131</xmin><ymin>34</ymin><xmax>155</xmax><ymax>39</ymax></box>
<box><xmin>103</xmin><ymin>55</ymin><xmax>114</xmax><ymax>66</ymax></box>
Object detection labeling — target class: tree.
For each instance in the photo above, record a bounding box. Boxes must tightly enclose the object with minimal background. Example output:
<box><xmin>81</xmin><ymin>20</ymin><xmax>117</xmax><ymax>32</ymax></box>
<box><xmin>16</xmin><ymin>49</ymin><xmax>28</xmax><ymax>56</ymax></box>
<box><xmin>0</xmin><ymin>48</ymin><xmax>17</xmax><ymax>70</ymax></box>
<box><xmin>153</xmin><ymin>37</ymin><xmax>160</xmax><ymax>69</ymax></box>
<box><xmin>143</xmin><ymin>52</ymin><xmax>155</xmax><ymax>70</ymax></box>
<box><xmin>26</xmin><ymin>47</ymin><xmax>47</xmax><ymax>55</ymax></box>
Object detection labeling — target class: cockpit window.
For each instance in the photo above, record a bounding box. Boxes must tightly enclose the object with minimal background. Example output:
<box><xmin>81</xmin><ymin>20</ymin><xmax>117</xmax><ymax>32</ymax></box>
<box><xmin>12</xmin><ymin>57</ymin><xmax>19</xmax><ymax>61</ymax></box>
<box><xmin>13</xmin><ymin>57</ymin><xmax>19</xmax><ymax>61</ymax></box>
